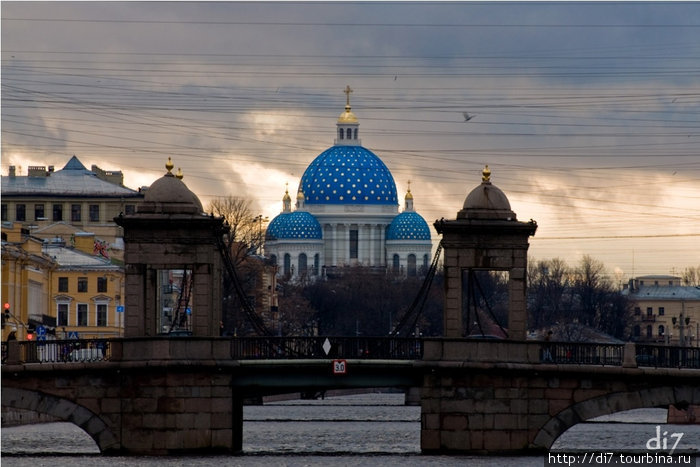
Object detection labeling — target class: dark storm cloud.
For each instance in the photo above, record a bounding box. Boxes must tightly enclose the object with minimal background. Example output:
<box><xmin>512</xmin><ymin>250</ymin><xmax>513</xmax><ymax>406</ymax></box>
<box><xmin>2</xmin><ymin>1</ymin><xmax>699</xmax><ymax>275</ymax></box>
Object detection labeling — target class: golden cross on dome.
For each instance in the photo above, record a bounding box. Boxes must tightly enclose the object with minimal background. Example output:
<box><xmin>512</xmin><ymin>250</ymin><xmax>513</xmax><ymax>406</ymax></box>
<box><xmin>344</xmin><ymin>85</ymin><xmax>353</xmax><ymax>106</ymax></box>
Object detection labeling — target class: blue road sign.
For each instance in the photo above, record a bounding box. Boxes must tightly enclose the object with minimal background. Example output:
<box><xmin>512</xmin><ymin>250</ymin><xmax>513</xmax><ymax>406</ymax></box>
<box><xmin>37</xmin><ymin>335</ymin><xmax>47</xmax><ymax>341</ymax></box>
<box><xmin>67</xmin><ymin>331</ymin><xmax>79</xmax><ymax>339</ymax></box>
<box><xmin>116</xmin><ymin>305</ymin><xmax>124</xmax><ymax>313</ymax></box>
<box><xmin>36</xmin><ymin>325</ymin><xmax>46</xmax><ymax>336</ymax></box>
<box><xmin>186</xmin><ymin>307</ymin><xmax>191</xmax><ymax>315</ymax></box>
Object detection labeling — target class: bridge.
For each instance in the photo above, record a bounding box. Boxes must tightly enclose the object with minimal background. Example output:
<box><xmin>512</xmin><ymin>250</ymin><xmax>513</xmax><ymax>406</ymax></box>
<box><xmin>2</xmin><ymin>337</ymin><xmax>699</xmax><ymax>455</ymax></box>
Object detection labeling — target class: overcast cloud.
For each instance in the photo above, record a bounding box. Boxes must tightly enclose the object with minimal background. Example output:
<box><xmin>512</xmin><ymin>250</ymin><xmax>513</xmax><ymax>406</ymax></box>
<box><xmin>2</xmin><ymin>1</ymin><xmax>699</xmax><ymax>278</ymax></box>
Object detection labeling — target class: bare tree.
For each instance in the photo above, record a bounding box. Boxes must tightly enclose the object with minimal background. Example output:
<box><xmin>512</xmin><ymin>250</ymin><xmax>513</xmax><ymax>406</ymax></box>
<box><xmin>207</xmin><ymin>196</ymin><xmax>268</xmax><ymax>336</ymax></box>
<box><xmin>681</xmin><ymin>266</ymin><xmax>700</xmax><ymax>286</ymax></box>
<box><xmin>207</xmin><ymin>196</ymin><xmax>266</xmax><ymax>266</ymax></box>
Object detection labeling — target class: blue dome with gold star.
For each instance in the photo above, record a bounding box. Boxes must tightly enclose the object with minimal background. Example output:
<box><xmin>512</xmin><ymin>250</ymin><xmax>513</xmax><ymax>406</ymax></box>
<box><xmin>386</xmin><ymin>211</ymin><xmax>431</xmax><ymax>240</ymax></box>
<box><xmin>300</xmin><ymin>145</ymin><xmax>398</xmax><ymax>205</ymax></box>
<box><xmin>266</xmin><ymin>211</ymin><xmax>322</xmax><ymax>240</ymax></box>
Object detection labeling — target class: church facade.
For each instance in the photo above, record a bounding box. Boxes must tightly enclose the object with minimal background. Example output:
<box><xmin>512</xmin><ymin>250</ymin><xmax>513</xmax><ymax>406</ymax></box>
<box><xmin>265</xmin><ymin>88</ymin><xmax>432</xmax><ymax>279</ymax></box>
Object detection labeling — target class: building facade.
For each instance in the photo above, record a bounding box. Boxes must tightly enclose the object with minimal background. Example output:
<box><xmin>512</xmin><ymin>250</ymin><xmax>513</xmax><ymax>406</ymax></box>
<box><xmin>2</xmin><ymin>222</ymin><xmax>124</xmax><ymax>341</ymax></box>
<box><xmin>1</xmin><ymin>156</ymin><xmax>144</xmax><ymax>260</ymax></box>
<box><xmin>265</xmin><ymin>89</ymin><xmax>432</xmax><ymax>280</ymax></box>
<box><xmin>624</xmin><ymin>275</ymin><xmax>700</xmax><ymax>346</ymax></box>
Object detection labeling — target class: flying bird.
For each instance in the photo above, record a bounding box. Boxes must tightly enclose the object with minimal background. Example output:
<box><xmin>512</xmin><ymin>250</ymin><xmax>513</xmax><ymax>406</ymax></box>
<box><xmin>463</xmin><ymin>112</ymin><xmax>475</xmax><ymax>122</ymax></box>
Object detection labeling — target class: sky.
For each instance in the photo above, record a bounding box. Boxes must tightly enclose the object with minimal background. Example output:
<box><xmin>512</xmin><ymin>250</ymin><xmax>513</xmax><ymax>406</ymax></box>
<box><xmin>2</xmin><ymin>1</ymin><xmax>699</xmax><ymax>281</ymax></box>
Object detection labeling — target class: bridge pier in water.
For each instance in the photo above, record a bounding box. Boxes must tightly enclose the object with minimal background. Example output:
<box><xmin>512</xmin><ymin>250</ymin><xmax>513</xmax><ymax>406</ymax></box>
<box><xmin>419</xmin><ymin>339</ymin><xmax>700</xmax><ymax>454</ymax></box>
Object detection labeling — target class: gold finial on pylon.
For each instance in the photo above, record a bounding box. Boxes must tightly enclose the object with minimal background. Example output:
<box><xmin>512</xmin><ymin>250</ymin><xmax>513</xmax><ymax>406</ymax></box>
<box><xmin>482</xmin><ymin>165</ymin><xmax>491</xmax><ymax>183</ymax></box>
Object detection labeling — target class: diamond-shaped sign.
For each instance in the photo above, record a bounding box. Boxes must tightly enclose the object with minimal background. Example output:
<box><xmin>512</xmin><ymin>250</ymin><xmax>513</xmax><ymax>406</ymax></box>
<box><xmin>322</xmin><ymin>338</ymin><xmax>332</xmax><ymax>355</ymax></box>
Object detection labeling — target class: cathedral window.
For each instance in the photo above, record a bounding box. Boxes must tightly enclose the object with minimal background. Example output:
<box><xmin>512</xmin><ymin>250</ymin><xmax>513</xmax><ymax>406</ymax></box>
<box><xmin>408</xmin><ymin>254</ymin><xmax>417</xmax><ymax>277</ymax></box>
<box><xmin>299</xmin><ymin>253</ymin><xmax>308</xmax><ymax>276</ymax></box>
<box><xmin>354</xmin><ymin>128</ymin><xmax>358</xmax><ymax>139</ymax></box>
<box><xmin>392</xmin><ymin>254</ymin><xmax>400</xmax><ymax>275</ymax></box>
<box><xmin>338</xmin><ymin>128</ymin><xmax>344</xmax><ymax>140</ymax></box>
<box><xmin>284</xmin><ymin>254</ymin><xmax>291</xmax><ymax>277</ymax></box>
<box><xmin>349</xmin><ymin>230</ymin><xmax>358</xmax><ymax>259</ymax></box>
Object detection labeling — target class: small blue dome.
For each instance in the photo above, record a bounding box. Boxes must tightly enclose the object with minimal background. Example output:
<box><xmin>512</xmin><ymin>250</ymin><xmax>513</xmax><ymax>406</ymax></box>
<box><xmin>266</xmin><ymin>211</ymin><xmax>322</xmax><ymax>240</ymax></box>
<box><xmin>300</xmin><ymin>145</ymin><xmax>398</xmax><ymax>205</ymax></box>
<box><xmin>386</xmin><ymin>212</ymin><xmax>431</xmax><ymax>240</ymax></box>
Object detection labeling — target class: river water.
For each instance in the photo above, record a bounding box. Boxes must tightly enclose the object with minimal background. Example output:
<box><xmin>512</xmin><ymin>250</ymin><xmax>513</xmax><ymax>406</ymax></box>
<box><xmin>2</xmin><ymin>392</ymin><xmax>698</xmax><ymax>466</ymax></box>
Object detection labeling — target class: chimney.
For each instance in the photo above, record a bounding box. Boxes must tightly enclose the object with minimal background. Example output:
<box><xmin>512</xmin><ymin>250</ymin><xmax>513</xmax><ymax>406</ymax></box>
<box><xmin>28</xmin><ymin>166</ymin><xmax>47</xmax><ymax>177</ymax></box>
<box><xmin>73</xmin><ymin>232</ymin><xmax>96</xmax><ymax>255</ymax></box>
<box><xmin>9</xmin><ymin>166</ymin><xmax>16</xmax><ymax>177</ymax></box>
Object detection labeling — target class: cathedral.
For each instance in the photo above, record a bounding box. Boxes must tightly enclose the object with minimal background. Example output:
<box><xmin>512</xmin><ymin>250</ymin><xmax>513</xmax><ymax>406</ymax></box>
<box><xmin>264</xmin><ymin>88</ymin><xmax>432</xmax><ymax>279</ymax></box>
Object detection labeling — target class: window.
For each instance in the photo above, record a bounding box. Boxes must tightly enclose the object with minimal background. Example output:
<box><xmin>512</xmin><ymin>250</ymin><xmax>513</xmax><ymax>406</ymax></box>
<box><xmin>407</xmin><ymin>254</ymin><xmax>417</xmax><ymax>277</ymax></box>
<box><xmin>58</xmin><ymin>277</ymin><xmax>69</xmax><ymax>292</ymax></box>
<box><xmin>1</xmin><ymin>204</ymin><xmax>7</xmax><ymax>221</ymax></box>
<box><xmin>346</xmin><ymin>128</ymin><xmax>352</xmax><ymax>139</ymax></box>
<box><xmin>349</xmin><ymin>229</ymin><xmax>358</xmax><ymax>259</ymax></box>
<box><xmin>89</xmin><ymin>204</ymin><xmax>100</xmax><ymax>222</ymax></box>
<box><xmin>299</xmin><ymin>253</ymin><xmax>308</xmax><ymax>276</ymax></box>
<box><xmin>633</xmin><ymin>325</ymin><xmax>641</xmax><ymax>337</ymax></box>
<box><xmin>646</xmin><ymin>325</ymin><xmax>652</xmax><ymax>338</ymax></box>
<box><xmin>646</xmin><ymin>307</ymin><xmax>653</xmax><ymax>317</ymax></box>
<box><xmin>658</xmin><ymin>325</ymin><xmax>665</xmax><ymax>337</ymax></box>
<box><xmin>283</xmin><ymin>254</ymin><xmax>291</xmax><ymax>276</ymax></box>
<box><xmin>634</xmin><ymin>307</ymin><xmax>641</xmax><ymax>316</ymax></box>
<box><xmin>125</xmin><ymin>204</ymin><xmax>135</xmax><ymax>215</ymax></box>
<box><xmin>16</xmin><ymin>204</ymin><xmax>26</xmax><ymax>221</ymax></box>
<box><xmin>96</xmin><ymin>304</ymin><xmax>107</xmax><ymax>326</ymax></box>
<box><xmin>338</xmin><ymin>128</ymin><xmax>344</xmax><ymax>140</ymax></box>
<box><xmin>354</xmin><ymin>129</ymin><xmax>358</xmax><ymax>139</ymax></box>
<box><xmin>393</xmin><ymin>254</ymin><xmax>400</xmax><ymax>275</ymax></box>
<box><xmin>57</xmin><ymin>303</ymin><xmax>68</xmax><ymax>326</ymax></box>
<box><xmin>34</xmin><ymin>204</ymin><xmax>45</xmax><ymax>220</ymax></box>
<box><xmin>71</xmin><ymin>204</ymin><xmax>81</xmax><ymax>222</ymax></box>
<box><xmin>314</xmin><ymin>254</ymin><xmax>320</xmax><ymax>276</ymax></box>
<box><xmin>270</xmin><ymin>255</ymin><xmax>277</xmax><ymax>266</ymax></box>
<box><xmin>658</xmin><ymin>307</ymin><xmax>665</xmax><ymax>316</ymax></box>
<box><xmin>77</xmin><ymin>304</ymin><xmax>88</xmax><ymax>326</ymax></box>
<box><xmin>97</xmin><ymin>277</ymin><xmax>108</xmax><ymax>293</ymax></box>
<box><xmin>53</xmin><ymin>204</ymin><xmax>63</xmax><ymax>221</ymax></box>
<box><xmin>77</xmin><ymin>277</ymin><xmax>88</xmax><ymax>293</ymax></box>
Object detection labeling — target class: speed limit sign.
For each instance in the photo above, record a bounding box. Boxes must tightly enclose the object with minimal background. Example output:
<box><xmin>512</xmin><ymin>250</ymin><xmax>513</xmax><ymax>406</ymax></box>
<box><xmin>333</xmin><ymin>359</ymin><xmax>347</xmax><ymax>375</ymax></box>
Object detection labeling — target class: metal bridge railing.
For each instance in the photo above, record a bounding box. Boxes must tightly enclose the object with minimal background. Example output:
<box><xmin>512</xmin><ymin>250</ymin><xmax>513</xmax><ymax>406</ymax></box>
<box><xmin>229</xmin><ymin>336</ymin><xmax>424</xmax><ymax>360</ymax></box>
<box><xmin>2</xmin><ymin>339</ymin><xmax>112</xmax><ymax>364</ymax></box>
<box><xmin>2</xmin><ymin>337</ymin><xmax>698</xmax><ymax>369</ymax></box>
<box><xmin>540</xmin><ymin>341</ymin><xmax>624</xmax><ymax>366</ymax></box>
<box><xmin>635</xmin><ymin>344</ymin><xmax>700</xmax><ymax>369</ymax></box>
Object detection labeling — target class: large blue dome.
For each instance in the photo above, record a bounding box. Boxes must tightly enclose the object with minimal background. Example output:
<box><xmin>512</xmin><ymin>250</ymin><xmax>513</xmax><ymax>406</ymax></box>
<box><xmin>266</xmin><ymin>211</ymin><xmax>322</xmax><ymax>240</ymax></box>
<box><xmin>386</xmin><ymin>211</ymin><xmax>431</xmax><ymax>240</ymax></box>
<box><xmin>300</xmin><ymin>145</ymin><xmax>398</xmax><ymax>205</ymax></box>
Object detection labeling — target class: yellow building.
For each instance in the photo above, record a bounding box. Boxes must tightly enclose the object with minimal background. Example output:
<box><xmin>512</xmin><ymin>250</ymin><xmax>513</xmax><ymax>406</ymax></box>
<box><xmin>2</xmin><ymin>222</ymin><xmax>124</xmax><ymax>341</ymax></box>
<box><xmin>1</xmin><ymin>223</ymin><xmax>55</xmax><ymax>341</ymax></box>
<box><xmin>1</xmin><ymin>156</ymin><xmax>144</xmax><ymax>262</ymax></box>
<box><xmin>624</xmin><ymin>275</ymin><xmax>700</xmax><ymax>347</ymax></box>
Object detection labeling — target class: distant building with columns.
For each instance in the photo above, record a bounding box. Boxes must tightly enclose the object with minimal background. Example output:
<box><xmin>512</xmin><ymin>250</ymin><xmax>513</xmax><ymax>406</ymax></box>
<box><xmin>265</xmin><ymin>87</ymin><xmax>432</xmax><ymax>279</ymax></box>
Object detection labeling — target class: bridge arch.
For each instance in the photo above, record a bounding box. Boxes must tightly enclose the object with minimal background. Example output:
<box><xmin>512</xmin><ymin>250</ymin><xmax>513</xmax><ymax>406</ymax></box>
<box><xmin>1</xmin><ymin>387</ymin><xmax>120</xmax><ymax>453</ymax></box>
<box><xmin>533</xmin><ymin>385</ymin><xmax>699</xmax><ymax>449</ymax></box>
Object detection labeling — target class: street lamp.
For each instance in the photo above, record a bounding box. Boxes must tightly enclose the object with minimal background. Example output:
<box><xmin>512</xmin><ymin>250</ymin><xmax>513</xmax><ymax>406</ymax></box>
<box><xmin>671</xmin><ymin>314</ymin><xmax>692</xmax><ymax>347</ymax></box>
